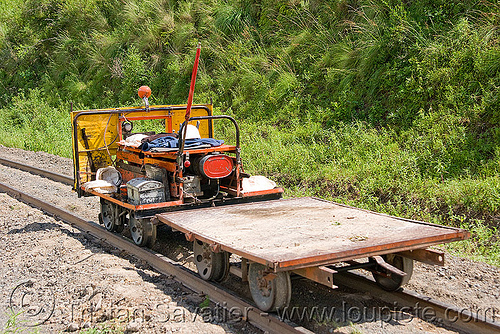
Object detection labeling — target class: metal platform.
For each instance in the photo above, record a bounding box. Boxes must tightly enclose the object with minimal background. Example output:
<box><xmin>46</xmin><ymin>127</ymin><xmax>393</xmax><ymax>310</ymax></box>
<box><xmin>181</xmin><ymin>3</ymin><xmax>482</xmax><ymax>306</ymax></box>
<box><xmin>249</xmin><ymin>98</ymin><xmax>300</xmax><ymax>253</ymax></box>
<box><xmin>156</xmin><ymin>197</ymin><xmax>470</xmax><ymax>271</ymax></box>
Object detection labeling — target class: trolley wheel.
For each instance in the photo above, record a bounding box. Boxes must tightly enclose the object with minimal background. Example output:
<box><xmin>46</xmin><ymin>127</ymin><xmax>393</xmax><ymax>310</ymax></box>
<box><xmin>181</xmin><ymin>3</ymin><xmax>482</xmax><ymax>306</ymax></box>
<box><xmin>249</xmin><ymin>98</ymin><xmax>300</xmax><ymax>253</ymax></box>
<box><xmin>114</xmin><ymin>209</ymin><xmax>125</xmax><ymax>233</ymax></box>
<box><xmin>193</xmin><ymin>240</ymin><xmax>229</xmax><ymax>282</ymax></box>
<box><xmin>129</xmin><ymin>214</ymin><xmax>156</xmax><ymax>247</ymax></box>
<box><xmin>248</xmin><ymin>262</ymin><xmax>291</xmax><ymax>312</ymax></box>
<box><xmin>99</xmin><ymin>199</ymin><xmax>123</xmax><ymax>233</ymax></box>
<box><xmin>372</xmin><ymin>254</ymin><xmax>413</xmax><ymax>291</ymax></box>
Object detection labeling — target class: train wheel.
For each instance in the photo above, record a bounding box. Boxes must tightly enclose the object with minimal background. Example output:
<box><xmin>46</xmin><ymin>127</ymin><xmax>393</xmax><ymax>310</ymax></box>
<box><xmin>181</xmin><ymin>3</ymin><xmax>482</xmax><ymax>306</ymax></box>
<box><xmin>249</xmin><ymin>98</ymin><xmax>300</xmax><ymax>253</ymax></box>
<box><xmin>129</xmin><ymin>214</ymin><xmax>156</xmax><ymax>247</ymax></box>
<box><xmin>99</xmin><ymin>199</ymin><xmax>117</xmax><ymax>232</ymax></box>
<box><xmin>99</xmin><ymin>199</ymin><xmax>125</xmax><ymax>233</ymax></box>
<box><xmin>372</xmin><ymin>254</ymin><xmax>413</xmax><ymax>291</ymax></box>
<box><xmin>248</xmin><ymin>263</ymin><xmax>291</xmax><ymax>312</ymax></box>
<box><xmin>193</xmin><ymin>240</ymin><xmax>229</xmax><ymax>282</ymax></box>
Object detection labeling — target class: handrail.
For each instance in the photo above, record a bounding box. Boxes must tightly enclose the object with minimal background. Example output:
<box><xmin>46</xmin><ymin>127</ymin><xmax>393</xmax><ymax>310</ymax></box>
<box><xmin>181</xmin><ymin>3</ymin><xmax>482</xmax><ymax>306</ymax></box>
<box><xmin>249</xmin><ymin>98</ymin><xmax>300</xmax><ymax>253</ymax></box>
<box><xmin>177</xmin><ymin>115</ymin><xmax>242</xmax><ymax>196</ymax></box>
<box><xmin>178</xmin><ymin>115</ymin><xmax>240</xmax><ymax>156</ymax></box>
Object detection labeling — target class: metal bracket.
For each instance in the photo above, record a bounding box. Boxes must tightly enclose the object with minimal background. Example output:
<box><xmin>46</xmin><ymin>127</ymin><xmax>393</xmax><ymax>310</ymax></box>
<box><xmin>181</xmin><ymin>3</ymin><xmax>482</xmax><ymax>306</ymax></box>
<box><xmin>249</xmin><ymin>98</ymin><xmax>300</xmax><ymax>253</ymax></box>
<box><xmin>372</xmin><ymin>255</ymin><xmax>407</xmax><ymax>277</ymax></box>
<box><xmin>241</xmin><ymin>258</ymin><xmax>248</xmax><ymax>282</ymax></box>
<box><xmin>262</xmin><ymin>272</ymin><xmax>277</xmax><ymax>282</ymax></box>
<box><xmin>229</xmin><ymin>259</ymin><xmax>249</xmax><ymax>282</ymax></box>
<box><xmin>293</xmin><ymin>266</ymin><xmax>338</xmax><ymax>289</ymax></box>
<box><xmin>185</xmin><ymin>232</ymin><xmax>195</xmax><ymax>242</ymax></box>
<box><xmin>397</xmin><ymin>248</ymin><xmax>445</xmax><ymax>266</ymax></box>
<box><xmin>210</xmin><ymin>243</ymin><xmax>221</xmax><ymax>253</ymax></box>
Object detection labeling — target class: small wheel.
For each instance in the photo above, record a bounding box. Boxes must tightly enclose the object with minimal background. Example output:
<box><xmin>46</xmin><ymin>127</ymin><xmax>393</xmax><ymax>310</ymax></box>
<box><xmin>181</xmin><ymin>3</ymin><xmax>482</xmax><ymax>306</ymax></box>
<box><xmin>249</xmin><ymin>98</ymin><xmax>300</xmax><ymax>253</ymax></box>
<box><xmin>372</xmin><ymin>254</ymin><xmax>413</xmax><ymax>291</ymax></box>
<box><xmin>248</xmin><ymin>262</ymin><xmax>291</xmax><ymax>312</ymax></box>
<box><xmin>99</xmin><ymin>199</ymin><xmax>117</xmax><ymax>231</ymax></box>
<box><xmin>193</xmin><ymin>240</ymin><xmax>229</xmax><ymax>282</ymax></box>
<box><xmin>113</xmin><ymin>207</ymin><xmax>126</xmax><ymax>233</ymax></box>
<box><xmin>99</xmin><ymin>199</ymin><xmax>125</xmax><ymax>233</ymax></box>
<box><xmin>129</xmin><ymin>214</ymin><xmax>156</xmax><ymax>247</ymax></box>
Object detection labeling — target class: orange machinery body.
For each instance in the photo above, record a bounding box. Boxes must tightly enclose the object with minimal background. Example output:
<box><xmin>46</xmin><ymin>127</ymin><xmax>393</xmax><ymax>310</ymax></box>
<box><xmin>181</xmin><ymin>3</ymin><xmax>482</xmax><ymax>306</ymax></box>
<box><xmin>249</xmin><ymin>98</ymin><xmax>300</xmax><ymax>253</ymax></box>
<box><xmin>71</xmin><ymin>103</ymin><xmax>283</xmax><ymax>217</ymax></box>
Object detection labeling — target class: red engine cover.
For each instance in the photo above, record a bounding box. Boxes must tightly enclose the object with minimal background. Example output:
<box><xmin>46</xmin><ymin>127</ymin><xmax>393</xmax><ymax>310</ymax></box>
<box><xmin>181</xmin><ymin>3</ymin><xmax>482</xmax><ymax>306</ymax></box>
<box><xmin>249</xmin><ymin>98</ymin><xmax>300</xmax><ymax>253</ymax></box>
<box><xmin>199</xmin><ymin>154</ymin><xmax>234</xmax><ymax>179</ymax></box>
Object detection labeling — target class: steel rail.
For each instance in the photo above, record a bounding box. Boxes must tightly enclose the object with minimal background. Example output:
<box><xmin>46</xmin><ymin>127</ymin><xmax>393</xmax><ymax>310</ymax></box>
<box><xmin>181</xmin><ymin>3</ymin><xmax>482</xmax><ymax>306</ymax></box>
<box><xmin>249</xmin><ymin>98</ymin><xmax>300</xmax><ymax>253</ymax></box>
<box><xmin>1</xmin><ymin>157</ymin><xmax>499</xmax><ymax>333</ymax></box>
<box><xmin>0</xmin><ymin>181</ymin><xmax>310</xmax><ymax>334</ymax></box>
<box><xmin>333</xmin><ymin>273</ymin><xmax>500</xmax><ymax>334</ymax></box>
<box><xmin>0</xmin><ymin>157</ymin><xmax>73</xmax><ymax>186</ymax></box>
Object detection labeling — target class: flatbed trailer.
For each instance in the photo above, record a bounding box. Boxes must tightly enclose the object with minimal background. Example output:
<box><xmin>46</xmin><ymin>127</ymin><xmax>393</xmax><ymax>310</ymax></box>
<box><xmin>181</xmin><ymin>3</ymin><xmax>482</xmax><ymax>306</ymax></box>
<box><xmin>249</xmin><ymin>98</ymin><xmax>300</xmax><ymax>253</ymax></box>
<box><xmin>156</xmin><ymin>197</ymin><xmax>469</xmax><ymax>311</ymax></box>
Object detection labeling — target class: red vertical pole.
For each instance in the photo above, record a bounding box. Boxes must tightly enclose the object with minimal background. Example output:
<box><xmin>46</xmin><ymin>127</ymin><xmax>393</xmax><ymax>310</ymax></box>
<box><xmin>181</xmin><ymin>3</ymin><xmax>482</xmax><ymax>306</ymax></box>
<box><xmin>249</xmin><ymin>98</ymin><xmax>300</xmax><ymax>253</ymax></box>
<box><xmin>185</xmin><ymin>43</ymin><xmax>201</xmax><ymax>122</ymax></box>
<box><xmin>177</xmin><ymin>43</ymin><xmax>202</xmax><ymax>197</ymax></box>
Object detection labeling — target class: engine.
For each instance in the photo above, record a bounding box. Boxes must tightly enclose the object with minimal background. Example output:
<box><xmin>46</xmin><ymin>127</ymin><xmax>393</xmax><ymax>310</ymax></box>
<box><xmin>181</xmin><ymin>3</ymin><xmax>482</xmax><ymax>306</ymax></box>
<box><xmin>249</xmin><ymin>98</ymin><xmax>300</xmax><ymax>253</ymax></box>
<box><xmin>182</xmin><ymin>153</ymin><xmax>234</xmax><ymax>200</ymax></box>
<box><xmin>124</xmin><ymin>152</ymin><xmax>235</xmax><ymax>205</ymax></box>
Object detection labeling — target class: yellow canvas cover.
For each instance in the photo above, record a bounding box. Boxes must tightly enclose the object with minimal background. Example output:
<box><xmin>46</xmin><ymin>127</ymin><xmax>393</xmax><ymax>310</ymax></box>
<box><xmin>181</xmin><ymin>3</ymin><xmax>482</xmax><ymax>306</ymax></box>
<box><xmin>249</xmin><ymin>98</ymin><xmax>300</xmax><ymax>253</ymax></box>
<box><xmin>171</xmin><ymin>106</ymin><xmax>212</xmax><ymax>137</ymax></box>
<box><xmin>71</xmin><ymin>104</ymin><xmax>213</xmax><ymax>190</ymax></box>
<box><xmin>71</xmin><ymin>112</ymin><xmax>119</xmax><ymax>187</ymax></box>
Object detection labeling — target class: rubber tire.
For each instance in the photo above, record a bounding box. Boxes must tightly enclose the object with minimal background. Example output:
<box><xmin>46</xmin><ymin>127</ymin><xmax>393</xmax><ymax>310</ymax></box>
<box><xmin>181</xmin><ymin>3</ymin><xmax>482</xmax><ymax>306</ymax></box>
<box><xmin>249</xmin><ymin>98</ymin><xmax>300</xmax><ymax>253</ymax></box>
<box><xmin>372</xmin><ymin>254</ymin><xmax>413</xmax><ymax>291</ymax></box>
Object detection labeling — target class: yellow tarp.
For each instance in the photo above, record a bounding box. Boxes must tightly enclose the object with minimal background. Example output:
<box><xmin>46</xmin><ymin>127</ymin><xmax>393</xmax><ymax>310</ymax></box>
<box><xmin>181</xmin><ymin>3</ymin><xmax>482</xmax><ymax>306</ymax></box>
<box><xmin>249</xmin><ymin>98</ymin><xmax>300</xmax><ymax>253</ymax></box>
<box><xmin>171</xmin><ymin>107</ymin><xmax>212</xmax><ymax>137</ymax></box>
<box><xmin>71</xmin><ymin>112</ymin><xmax>119</xmax><ymax>186</ymax></box>
<box><xmin>71</xmin><ymin>104</ymin><xmax>213</xmax><ymax>189</ymax></box>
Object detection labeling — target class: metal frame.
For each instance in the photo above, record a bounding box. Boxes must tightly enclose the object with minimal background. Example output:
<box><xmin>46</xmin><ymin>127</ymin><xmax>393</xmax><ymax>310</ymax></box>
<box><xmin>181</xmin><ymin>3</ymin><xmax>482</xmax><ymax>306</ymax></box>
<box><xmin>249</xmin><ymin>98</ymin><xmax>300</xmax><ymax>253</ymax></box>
<box><xmin>85</xmin><ymin>187</ymin><xmax>283</xmax><ymax>219</ymax></box>
<box><xmin>156</xmin><ymin>212</ymin><xmax>467</xmax><ymax>272</ymax></box>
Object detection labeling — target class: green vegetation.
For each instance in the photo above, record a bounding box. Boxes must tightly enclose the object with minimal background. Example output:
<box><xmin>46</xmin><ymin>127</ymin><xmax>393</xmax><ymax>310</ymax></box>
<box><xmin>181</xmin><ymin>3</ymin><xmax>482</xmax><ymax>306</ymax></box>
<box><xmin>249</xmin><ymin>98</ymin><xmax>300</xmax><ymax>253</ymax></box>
<box><xmin>199</xmin><ymin>295</ymin><xmax>211</xmax><ymax>309</ymax></box>
<box><xmin>0</xmin><ymin>0</ymin><xmax>498</xmax><ymax>265</ymax></box>
<box><xmin>1</xmin><ymin>309</ymin><xmax>39</xmax><ymax>334</ymax></box>
<box><xmin>78</xmin><ymin>323</ymin><xmax>123</xmax><ymax>334</ymax></box>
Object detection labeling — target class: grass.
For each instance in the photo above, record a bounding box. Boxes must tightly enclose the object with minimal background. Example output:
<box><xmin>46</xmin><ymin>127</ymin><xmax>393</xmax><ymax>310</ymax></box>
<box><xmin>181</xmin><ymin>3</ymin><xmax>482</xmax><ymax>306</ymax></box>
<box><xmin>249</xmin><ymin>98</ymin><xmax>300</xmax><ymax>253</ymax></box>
<box><xmin>0</xmin><ymin>309</ymin><xmax>39</xmax><ymax>334</ymax></box>
<box><xmin>0</xmin><ymin>89</ymin><xmax>72</xmax><ymax>157</ymax></box>
<box><xmin>78</xmin><ymin>323</ymin><xmax>124</xmax><ymax>334</ymax></box>
<box><xmin>0</xmin><ymin>309</ymin><xmax>123</xmax><ymax>334</ymax></box>
<box><xmin>0</xmin><ymin>0</ymin><xmax>498</xmax><ymax>265</ymax></box>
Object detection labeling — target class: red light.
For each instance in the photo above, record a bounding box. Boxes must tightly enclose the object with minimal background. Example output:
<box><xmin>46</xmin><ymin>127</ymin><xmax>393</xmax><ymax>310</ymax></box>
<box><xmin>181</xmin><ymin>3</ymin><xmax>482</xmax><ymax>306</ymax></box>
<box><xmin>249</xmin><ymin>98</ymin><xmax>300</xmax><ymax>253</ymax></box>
<box><xmin>200</xmin><ymin>155</ymin><xmax>233</xmax><ymax>179</ymax></box>
<box><xmin>138</xmin><ymin>86</ymin><xmax>151</xmax><ymax>98</ymax></box>
<box><xmin>184</xmin><ymin>160</ymin><xmax>191</xmax><ymax>168</ymax></box>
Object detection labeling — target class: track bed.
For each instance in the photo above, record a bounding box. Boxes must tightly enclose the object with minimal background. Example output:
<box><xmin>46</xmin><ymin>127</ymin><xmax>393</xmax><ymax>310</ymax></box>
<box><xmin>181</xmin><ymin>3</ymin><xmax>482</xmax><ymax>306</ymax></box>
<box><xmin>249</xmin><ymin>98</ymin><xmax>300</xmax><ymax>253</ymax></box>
<box><xmin>156</xmin><ymin>197</ymin><xmax>469</xmax><ymax>271</ymax></box>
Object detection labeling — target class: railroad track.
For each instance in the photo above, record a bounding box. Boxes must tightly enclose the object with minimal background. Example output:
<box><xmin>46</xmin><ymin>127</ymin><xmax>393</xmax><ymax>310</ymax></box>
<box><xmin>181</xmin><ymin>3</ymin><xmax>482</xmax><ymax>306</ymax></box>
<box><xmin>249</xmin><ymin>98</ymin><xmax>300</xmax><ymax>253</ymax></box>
<box><xmin>0</xmin><ymin>157</ymin><xmax>73</xmax><ymax>186</ymax></box>
<box><xmin>0</xmin><ymin>162</ymin><xmax>306</xmax><ymax>334</ymax></box>
<box><xmin>0</xmin><ymin>157</ymin><xmax>499</xmax><ymax>334</ymax></box>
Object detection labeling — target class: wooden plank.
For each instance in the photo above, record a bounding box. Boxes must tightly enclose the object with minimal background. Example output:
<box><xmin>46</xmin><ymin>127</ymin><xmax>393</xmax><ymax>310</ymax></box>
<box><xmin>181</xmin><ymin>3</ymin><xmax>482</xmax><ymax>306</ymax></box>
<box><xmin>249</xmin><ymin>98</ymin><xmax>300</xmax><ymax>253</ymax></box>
<box><xmin>156</xmin><ymin>197</ymin><xmax>470</xmax><ymax>271</ymax></box>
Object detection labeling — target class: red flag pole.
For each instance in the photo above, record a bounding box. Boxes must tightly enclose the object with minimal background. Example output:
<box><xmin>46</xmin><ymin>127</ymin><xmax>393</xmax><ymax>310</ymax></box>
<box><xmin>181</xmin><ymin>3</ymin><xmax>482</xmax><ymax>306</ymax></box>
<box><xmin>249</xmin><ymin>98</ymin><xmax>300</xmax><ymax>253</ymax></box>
<box><xmin>178</xmin><ymin>43</ymin><xmax>202</xmax><ymax>164</ymax></box>
<box><xmin>185</xmin><ymin>42</ymin><xmax>201</xmax><ymax>122</ymax></box>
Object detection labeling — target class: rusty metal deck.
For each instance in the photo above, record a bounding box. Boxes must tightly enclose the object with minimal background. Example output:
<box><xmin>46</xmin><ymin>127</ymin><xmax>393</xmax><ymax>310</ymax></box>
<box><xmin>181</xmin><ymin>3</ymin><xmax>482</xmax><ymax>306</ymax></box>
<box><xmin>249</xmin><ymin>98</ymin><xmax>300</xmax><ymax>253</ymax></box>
<box><xmin>156</xmin><ymin>197</ymin><xmax>469</xmax><ymax>271</ymax></box>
